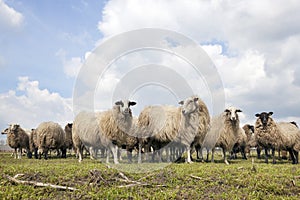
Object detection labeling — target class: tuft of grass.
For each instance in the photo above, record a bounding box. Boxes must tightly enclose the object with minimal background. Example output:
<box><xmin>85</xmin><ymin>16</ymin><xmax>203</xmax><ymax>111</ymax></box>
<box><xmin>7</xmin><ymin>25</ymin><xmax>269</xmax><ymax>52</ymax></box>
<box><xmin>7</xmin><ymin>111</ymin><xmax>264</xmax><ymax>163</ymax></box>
<box><xmin>0</xmin><ymin>152</ymin><xmax>300</xmax><ymax>199</ymax></box>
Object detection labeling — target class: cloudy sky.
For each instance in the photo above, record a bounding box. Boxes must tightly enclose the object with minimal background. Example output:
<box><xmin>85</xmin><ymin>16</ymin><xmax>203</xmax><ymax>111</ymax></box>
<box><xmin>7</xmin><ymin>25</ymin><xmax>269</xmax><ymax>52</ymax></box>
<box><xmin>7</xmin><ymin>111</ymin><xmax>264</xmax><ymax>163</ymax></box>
<box><xmin>1</xmin><ymin>0</ymin><xmax>300</xmax><ymax>140</ymax></box>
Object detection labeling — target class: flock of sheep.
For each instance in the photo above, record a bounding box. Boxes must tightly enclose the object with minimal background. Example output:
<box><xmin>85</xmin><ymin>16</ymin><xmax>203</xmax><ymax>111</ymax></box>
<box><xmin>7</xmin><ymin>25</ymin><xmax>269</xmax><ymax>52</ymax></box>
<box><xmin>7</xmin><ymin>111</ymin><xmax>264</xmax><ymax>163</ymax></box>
<box><xmin>2</xmin><ymin>95</ymin><xmax>300</xmax><ymax>165</ymax></box>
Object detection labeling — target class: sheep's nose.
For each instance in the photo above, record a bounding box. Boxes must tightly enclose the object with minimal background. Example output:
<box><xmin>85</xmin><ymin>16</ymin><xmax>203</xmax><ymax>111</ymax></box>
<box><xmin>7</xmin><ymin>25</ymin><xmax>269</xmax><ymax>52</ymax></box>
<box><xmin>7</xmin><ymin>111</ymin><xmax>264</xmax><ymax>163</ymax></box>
<box><xmin>182</xmin><ymin>110</ymin><xmax>186</xmax><ymax>115</ymax></box>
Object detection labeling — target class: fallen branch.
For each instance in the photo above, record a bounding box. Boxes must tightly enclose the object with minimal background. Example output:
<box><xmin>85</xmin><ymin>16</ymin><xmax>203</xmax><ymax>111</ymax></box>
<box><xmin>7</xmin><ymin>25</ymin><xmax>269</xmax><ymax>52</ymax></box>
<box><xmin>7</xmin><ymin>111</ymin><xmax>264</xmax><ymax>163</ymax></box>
<box><xmin>5</xmin><ymin>174</ymin><xmax>78</xmax><ymax>191</ymax></box>
<box><xmin>189</xmin><ymin>175</ymin><xmax>203</xmax><ymax>180</ymax></box>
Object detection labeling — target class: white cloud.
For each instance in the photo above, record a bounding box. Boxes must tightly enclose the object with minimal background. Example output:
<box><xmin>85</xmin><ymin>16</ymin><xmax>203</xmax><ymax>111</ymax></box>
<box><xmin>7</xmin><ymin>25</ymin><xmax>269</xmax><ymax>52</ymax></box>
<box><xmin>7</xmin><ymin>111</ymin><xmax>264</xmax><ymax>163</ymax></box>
<box><xmin>0</xmin><ymin>77</ymin><xmax>73</xmax><ymax>130</ymax></box>
<box><xmin>0</xmin><ymin>0</ymin><xmax>24</xmax><ymax>29</ymax></box>
<box><xmin>95</xmin><ymin>0</ymin><xmax>300</xmax><ymax>125</ymax></box>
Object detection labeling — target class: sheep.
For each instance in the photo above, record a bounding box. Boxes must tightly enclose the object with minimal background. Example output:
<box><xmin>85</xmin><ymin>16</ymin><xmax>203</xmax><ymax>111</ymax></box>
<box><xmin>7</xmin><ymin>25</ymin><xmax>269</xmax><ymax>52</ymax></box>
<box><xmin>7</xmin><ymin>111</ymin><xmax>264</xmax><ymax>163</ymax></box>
<box><xmin>35</xmin><ymin>121</ymin><xmax>66</xmax><ymax>159</ymax></box>
<box><xmin>1</xmin><ymin>124</ymin><xmax>32</xmax><ymax>159</ymax></box>
<box><xmin>73</xmin><ymin>100</ymin><xmax>137</xmax><ymax>163</ymax></box>
<box><xmin>254</xmin><ymin>112</ymin><xmax>300</xmax><ymax>164</ymax></box>
<box><xmin>202</xmin><ymin>106</ymin><xmax>243</xmax><ymax>164</ymax></box>
<box><xmin>137</xmin><ymin>95</ymin><xmax>210</xmax><ymax>163</ymax></box>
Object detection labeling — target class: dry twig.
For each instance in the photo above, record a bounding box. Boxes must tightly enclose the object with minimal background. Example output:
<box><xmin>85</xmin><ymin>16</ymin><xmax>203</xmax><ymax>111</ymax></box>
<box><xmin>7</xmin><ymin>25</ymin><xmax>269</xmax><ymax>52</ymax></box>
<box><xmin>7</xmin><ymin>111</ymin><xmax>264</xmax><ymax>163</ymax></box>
<box><xmin>5</xmin><ymin>174</ymin><xmax>78</xmax><ymax>191</ymax></box>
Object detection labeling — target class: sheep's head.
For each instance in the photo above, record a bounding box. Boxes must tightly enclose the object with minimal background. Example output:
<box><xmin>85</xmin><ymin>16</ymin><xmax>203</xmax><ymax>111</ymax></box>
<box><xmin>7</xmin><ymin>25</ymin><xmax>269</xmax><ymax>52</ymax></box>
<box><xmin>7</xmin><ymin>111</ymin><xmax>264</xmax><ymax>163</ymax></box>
<box><xmin>224</xmin><ymin>107</ymin><xmax>242</xmax><ymax>122</ymax></box>
<box><xmin>1</xmin><ymin>127</ymin><xmax>9</xmax><ymax>135</ymax></box>
<box><xmin>65</xmin><ymin>123</ymin><xmax>73</xmax><ymax>129</ymax></box>
<box><xmin>115</xmin><ymin>100</ymin><xmax>137</xmax><ymax>115</ymax></box>
<box><xmin>290</xmin><ymin>121</ymin><xmax>298</xmax><ymax>128</ymax></box>
<box><xmin>255</xmin><ymin>112</ymin><xmax>273</xmax><ymax>127</ymax></box>
<box><xmin>248</xmin><ymin>125</ymin><xmax>255</xmax><ymax>133</ymax></box>
<box><xmin>8</xmin><ymin>124</ymin><xmax>20</xmax><ymax>132</ymax></box>
<box><xmin>179</xmin><ymin>96</ymin><xmax>199</xmax><ymax>115</ymax></box>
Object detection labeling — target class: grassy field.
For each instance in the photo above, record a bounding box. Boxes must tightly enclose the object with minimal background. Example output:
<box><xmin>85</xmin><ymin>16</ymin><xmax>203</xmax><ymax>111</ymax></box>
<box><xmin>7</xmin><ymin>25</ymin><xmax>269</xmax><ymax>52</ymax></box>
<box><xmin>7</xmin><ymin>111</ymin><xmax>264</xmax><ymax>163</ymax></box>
<box><xmin>1</xmin><ymin>152</ymin><xmax>300</xmax><ymax>200</ymax></box>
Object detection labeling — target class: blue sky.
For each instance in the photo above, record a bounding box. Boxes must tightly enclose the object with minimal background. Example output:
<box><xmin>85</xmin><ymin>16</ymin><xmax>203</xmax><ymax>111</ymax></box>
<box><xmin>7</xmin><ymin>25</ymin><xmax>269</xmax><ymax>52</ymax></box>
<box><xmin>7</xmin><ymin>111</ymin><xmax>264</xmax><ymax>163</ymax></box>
<box><xmin>1</xmin><ymin>0</ymin><xmax>105</xmax><ymax>96</ymax></box>
<box><xmin>1</xmin><ymin>0</ymin><xmax>300</xmax><ymax>141</ymax></box>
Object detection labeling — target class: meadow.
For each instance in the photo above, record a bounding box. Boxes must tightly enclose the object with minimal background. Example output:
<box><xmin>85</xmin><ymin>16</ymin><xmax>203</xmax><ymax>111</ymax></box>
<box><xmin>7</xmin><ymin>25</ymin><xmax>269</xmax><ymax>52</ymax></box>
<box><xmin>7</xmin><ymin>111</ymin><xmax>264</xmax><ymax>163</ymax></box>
<box><xmin>1</xmin><ymin>152</ymin><xmax>300</xmax><ymax>200</ymax></box>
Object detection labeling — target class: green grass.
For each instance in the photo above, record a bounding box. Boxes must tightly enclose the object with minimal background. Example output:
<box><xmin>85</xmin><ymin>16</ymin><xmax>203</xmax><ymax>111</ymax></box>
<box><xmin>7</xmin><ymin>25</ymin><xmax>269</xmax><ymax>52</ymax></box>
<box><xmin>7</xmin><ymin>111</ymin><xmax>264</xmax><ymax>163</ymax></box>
<box><xmin>1</xmin><ymin>152</ymin><xmax>300</xmax><ymax>199</ymax></box>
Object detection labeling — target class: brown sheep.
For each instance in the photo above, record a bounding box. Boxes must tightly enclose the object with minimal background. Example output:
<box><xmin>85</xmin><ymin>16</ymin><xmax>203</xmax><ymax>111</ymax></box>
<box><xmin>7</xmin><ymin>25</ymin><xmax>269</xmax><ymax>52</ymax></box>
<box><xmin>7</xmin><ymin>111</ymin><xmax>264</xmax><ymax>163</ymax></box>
<box><xmin>1</xmin><ymin>124</ymin><xmax>32</xmax><ymax>159</ymax></box>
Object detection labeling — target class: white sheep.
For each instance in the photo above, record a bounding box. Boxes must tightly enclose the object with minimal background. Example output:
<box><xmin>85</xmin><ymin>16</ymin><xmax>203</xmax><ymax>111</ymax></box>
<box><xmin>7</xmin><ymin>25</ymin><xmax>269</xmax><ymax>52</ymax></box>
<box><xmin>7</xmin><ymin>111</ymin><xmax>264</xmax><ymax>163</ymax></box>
<box><xmin>137</xmin><ymin>95</ymin><xmax>210</xmax><ymax>163</ymax></box>
<box><xmin>35</xmin><ymin>121</ymin><xmax>66</xmax><ymax>159</ymax></box>
<box><xmin>254</xmin><ymin>112</ymin><xmax>300</xmax><ymax>164</ymax></box>
<box><xmin>1</xmin><ymin>124</ymin><xmax>32</xmax><ymax>159</ymax></box>
<box><xmin>202</xmin><ymin>106</ymin><xmax>243</xmax><ymax>164</ymax></box>
<box><xmin>72</xmin><ymin>100</ymin><xmax>137</xmax><ymax>163</ymax></box>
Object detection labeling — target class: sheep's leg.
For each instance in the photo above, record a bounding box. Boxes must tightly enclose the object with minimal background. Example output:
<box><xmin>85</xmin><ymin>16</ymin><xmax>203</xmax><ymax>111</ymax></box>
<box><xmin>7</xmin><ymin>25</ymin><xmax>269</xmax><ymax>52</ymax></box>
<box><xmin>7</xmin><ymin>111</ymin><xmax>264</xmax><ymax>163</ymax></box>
<box><xmin>257</xmin><ymin>147</ymin><xmax>261</xmax><ymax>159</ymax></box>
<box><xmin>34</xmin><ymin>148</ymin><xmax>38</xmax><ymax>159</ymax></box>
<box><xmin>44</xmin><ymin>149</ymin><xmax>48</xmax><ymax>160</ymax></box>
<box><xmin>166</xmin><ymin>147</ymin><xmax>170</xmax><ymax>163</ymax></box>
<box><xmin>158</xmin><ymin>149</ymin><xmax>162</xmax><ymax>163</ymax></box>
<box><xmin>186</xmin><ymin>146</ymin><xmax>192</xmax><ymax>163</ymax></box>
<box><xmin>127</xmin><ymin>148</ymin><xmax>133</xmax><ymax>163</ymax></box>
<box><xmin>271</xmin><ymin>148</ymin><xmax>276</xmax><ymax>164</ymax></box>
<box><xmin>118</xmin><ymin>149</ymin><xmax>122</xmax><ymax>161</ymax></box>
<box><xmin>78</xmin><ymin>147</ymin><xmax>83</xmax><ymax>162</ymax></box>
<box><xmin>19</xmin><ymin>148</ymin><xmax>22</xmax><ymax>159</ymax></box>
<box><xmin>138</xmin><ymin>143</ymin><xmax>142</xmax><ymax>164</ymax></box>
<box><xmin>264</xmin><ymin>148</ymin><xmax>269</xmax><ymax>164</ymax></box>
<box><xmin>288</xmin><ymin>149</ymin><xmax>296</xmax><ymax>164</ymax></box>
<box><xmin>111</xmin><ymin>145</ymin><xmax>119</xmax><ymax>164</ymax></box>
<box><xmin>106</xmin><ymin>149</ymin><xmax>110</xmax><ymax>164</ymax></box>
<box><xmin>151</xmin><ymin>149</ymin><xmax>156</xmax><ymax>163</ymax></box>
<box><xmin>206</xmin><ymin>149</ymin><xmax>210</xmax><ymax>162</ymax></box>
<box><xmin>211</xmin><ymin>148</ymin><xmax>215</xmax><ymax>163</ymax></box>
<box><xmin>223</xmin><ymin>149</ymin><xmax>229</xmax><ymax>165</ymax></box>
<box><xmin>293</xmin><ymin>150</ymin><xmax>299</xmax><ymax>164</ymax></box>
<box><xmin>14</xmin><ymin>148</ymin><xmax>17</xmax><ymax>159</ymax></box>
<box><xmin>241</xmin><ymin>146</ymin><xmax>247</xmax><ymax>160</ymax></box>
<box><xmin>89</xmin><ymin>147</ymin><xmax>95</xmax><ymax>160</ymax></box>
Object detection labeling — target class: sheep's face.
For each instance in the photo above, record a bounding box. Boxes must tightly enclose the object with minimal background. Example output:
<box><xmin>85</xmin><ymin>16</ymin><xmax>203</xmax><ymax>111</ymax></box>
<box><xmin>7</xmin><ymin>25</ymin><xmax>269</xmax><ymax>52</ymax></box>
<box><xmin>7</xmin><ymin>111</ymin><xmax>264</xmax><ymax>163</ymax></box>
<box><xmin>179</xmin><ymin>96</ymin><xmax>199</xmax><ymax>115</ymax></box>
<box><xmin>1</xmin><ymin>128</ymin><xmax>9</xmax><ymax>135</ymax></box>
<box><xmin>224</xmin><ymin>107</ymin><xmax>242</xmax><ymax>122</ymax></box>
<box><xmin>115</xmin><ymin>100</ymin><xmax>137</xmax><ymax>115</ymax></box>
<box><xmin>7</xmin><ymin>124</ymin><xmax>20</xmax><ymax>133</ymax></box>
<box><xmin>255</xmin><ymin>112</ymin><xmax>273</xmax><ymax>127</ymax></box>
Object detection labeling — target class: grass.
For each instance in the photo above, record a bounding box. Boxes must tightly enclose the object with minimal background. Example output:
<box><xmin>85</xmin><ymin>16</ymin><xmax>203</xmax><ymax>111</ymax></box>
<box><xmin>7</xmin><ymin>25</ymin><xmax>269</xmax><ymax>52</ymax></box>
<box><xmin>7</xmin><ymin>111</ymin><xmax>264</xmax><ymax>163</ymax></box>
<box><xmin>1</xmin><ymin>152</ymin><xmax>300</xmax><ymax>199</ymax></box>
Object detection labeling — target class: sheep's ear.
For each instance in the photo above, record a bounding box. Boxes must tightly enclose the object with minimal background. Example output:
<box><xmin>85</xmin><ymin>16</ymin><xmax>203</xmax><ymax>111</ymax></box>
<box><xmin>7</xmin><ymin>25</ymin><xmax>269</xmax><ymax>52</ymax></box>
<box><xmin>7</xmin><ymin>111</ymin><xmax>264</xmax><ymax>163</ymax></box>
<box><xmin>129</xmin><ymin>101</ymin><xmax>137</xmax><ymax>106</ymax></box>
<box><xmin>193</xmin><ymin>97</ymin><xmax>199</xmax><ymax>102</ymax></box>
<box><xmin>236</xmin><ymin>109</ymin><xmax>242</xmax><ymax>112</ymax></box>
<box><xmin>224</xmin><ymin>109</ymin><xmax>230</xmax><ymax>113</ymax></box>
<box><xmin>115</xmin><ymin>100</ymin><xmax>124</xmax><ymax>106</ymax></box>
<box><xmin>178</xmin><ymin>100</ymin><xmax>184</xmax><ymax>105</ymax></box>
<box><xmin>268</xmin><ymin>112</ymin><xmax>273</xmax><ymax>116</ymax></box>
<box><xmin>255</xmin><ymin>113</ymin><xmax>260</xmax><ymax>117</ymax></box>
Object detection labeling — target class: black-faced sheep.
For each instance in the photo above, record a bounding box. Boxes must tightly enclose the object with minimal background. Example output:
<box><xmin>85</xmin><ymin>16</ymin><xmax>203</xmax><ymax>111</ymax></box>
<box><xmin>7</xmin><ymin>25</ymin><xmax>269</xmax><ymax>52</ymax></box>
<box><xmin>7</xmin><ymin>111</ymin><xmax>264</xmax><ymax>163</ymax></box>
<box><xmin>254</xmin><ymin>112</ymin><xmax>300</xmax><ymax>164</ymax></box>
<box><xmin>35</xmin><ymin>121</ymin><xmax>66</xmax><ymax>159</ymax></box>
<box><xmin>72</xmin><ymin>100</ymin><xmax>137</xmax><ymax>164</ymax></box>
<box><xmin>202</xmin><ymin>106</ymin><xmax>243</xmax><ymax>164</ymax></box>
<box><xmin>1</xmin><ymin>124</ymin><xmax>32</xmax><ymax>159</ymax></box>
<box><xmin>137</xmin><ymin>95</ymin><xmax>210</xmax><ymax>163</ymax></box>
